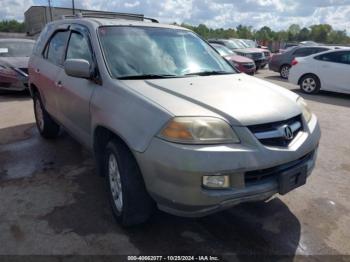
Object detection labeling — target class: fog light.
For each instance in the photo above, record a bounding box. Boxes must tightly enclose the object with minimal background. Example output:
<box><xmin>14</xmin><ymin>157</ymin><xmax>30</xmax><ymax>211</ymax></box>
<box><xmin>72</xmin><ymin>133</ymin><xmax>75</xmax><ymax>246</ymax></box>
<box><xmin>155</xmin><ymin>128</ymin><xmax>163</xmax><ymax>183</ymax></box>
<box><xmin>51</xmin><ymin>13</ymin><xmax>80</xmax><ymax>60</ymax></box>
<box><xmin>202</xmin><ymin>175</ymin><xmax>230</xmax><ymax>189</ymax></box>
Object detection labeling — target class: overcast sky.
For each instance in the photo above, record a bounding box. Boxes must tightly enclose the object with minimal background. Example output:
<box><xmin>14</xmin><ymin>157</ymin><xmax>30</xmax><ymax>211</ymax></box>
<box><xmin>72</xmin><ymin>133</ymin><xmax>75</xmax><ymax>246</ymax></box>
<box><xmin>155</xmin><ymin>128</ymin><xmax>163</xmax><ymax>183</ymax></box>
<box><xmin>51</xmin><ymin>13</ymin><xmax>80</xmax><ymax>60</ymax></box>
<box><xmin>1</xmin><ymin>0</ymin><xmax>350</xmax><ymax>32</ymax></box>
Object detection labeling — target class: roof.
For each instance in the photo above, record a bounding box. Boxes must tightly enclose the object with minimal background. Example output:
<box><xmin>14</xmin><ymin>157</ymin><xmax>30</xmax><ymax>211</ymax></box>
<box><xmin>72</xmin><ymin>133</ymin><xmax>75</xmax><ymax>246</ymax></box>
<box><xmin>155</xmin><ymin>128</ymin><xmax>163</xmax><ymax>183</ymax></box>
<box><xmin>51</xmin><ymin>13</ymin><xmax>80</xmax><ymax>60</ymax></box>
<box><xmin>90</xmin><ymin>18</ymin><xmax>186</xmax><ymax>30</ymax></box>
<box><xmin>47</xmin><ymin>16</ymin><xmax>188</xmax><ymax>31</ymax></box>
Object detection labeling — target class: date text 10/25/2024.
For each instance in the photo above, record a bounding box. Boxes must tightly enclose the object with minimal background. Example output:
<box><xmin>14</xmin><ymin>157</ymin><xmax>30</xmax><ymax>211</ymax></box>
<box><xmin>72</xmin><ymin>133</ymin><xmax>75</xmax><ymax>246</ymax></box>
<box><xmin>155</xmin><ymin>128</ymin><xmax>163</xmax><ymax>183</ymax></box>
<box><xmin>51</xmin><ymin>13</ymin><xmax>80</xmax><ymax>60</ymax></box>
<box><xmin>127</xmin><ymin>256</ymin><xmax>220</xmax><ymax>261</ymax></box>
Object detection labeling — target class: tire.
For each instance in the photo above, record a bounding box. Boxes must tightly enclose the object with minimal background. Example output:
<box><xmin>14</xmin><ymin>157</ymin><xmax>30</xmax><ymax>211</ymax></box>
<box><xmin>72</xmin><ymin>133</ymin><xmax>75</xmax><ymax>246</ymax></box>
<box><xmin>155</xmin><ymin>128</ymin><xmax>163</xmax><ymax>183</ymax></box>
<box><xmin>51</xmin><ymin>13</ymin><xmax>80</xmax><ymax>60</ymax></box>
<box><xmin>33</xmin><ymin>93</ymin><xmax>60</xmax><ymax>139</ymax></box>
<box><xmin>299</xmin><ymin>74</ymin><xmax>321</xmax><ymax>94</ymax></box>
<box><xmin>280</xmin><ymin>64</ymin><xmax>290</xmax><ymax>79</ymax></box>
<box><xmin>104</xmin><ymin>139</ymin><xmax>154</xmax><ymax>226</ymax></box>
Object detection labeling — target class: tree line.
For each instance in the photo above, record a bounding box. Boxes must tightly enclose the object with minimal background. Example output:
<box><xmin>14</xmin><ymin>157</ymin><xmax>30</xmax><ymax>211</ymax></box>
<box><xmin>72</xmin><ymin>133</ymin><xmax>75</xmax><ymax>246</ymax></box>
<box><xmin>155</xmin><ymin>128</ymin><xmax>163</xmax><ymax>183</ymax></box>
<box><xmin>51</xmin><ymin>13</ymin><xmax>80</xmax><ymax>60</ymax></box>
<box><xmin>0</xmin><ymin>20</ymin><xmax>25</xmax><ymax>33</ymax></box>
<box><xmin>179</xmin><ymin>23</ymin><xmax>350</xmax><ymax>44</ymax></box>
<box><xmin>0</xmin><ymin>19</ymin><xmax>349</xmax><ymax>44</ymax></box>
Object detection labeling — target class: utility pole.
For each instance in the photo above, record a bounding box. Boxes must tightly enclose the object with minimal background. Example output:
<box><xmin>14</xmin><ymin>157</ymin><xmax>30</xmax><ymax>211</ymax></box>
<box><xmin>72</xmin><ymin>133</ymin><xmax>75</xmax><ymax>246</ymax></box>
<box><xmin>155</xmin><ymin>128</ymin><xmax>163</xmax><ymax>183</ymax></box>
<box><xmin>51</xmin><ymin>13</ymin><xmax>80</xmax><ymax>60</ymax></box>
<box><xmin>48</xmin><ymin>0</ymin><xmax>53</xmax><ymax>21</ymax></box>
<box><xmin>72</xmin><ymin>0</ymin><xmax>75</xmax><ymax>15</ymax></box>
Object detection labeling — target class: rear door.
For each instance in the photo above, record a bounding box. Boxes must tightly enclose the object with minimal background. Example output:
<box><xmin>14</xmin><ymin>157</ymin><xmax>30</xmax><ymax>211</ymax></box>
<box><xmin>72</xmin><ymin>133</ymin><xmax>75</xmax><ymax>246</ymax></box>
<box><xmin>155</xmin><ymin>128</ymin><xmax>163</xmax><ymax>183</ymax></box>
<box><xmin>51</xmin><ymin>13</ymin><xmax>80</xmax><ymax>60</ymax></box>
<box><xmin>56</xmin><ymin>25</ymin><xmax>99</xmax><ymax>146</ymax></box>
<box><xmin>36</xmin><ymin>29</ymin><xmax>70</xmax><ymax>118</ymax></box>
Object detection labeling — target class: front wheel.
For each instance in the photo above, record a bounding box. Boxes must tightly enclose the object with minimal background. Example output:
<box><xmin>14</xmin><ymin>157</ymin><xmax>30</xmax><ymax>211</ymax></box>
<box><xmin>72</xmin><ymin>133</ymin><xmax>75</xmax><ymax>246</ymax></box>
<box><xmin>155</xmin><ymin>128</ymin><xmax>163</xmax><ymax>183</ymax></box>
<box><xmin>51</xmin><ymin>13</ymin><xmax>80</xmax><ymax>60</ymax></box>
<box><xmin>299</xmin><ymin>75</ymin><xmax>320</xmax><ymax>94</ymax></box>
<box><xmin>33</xmin><ymin>94</ymin><xmax>60</xmax><ymax>139</ymax></box>
<box><xmin>105</xmin><ymin>139</ymin><xmax>154</xmax><ymax>226</ymax></box>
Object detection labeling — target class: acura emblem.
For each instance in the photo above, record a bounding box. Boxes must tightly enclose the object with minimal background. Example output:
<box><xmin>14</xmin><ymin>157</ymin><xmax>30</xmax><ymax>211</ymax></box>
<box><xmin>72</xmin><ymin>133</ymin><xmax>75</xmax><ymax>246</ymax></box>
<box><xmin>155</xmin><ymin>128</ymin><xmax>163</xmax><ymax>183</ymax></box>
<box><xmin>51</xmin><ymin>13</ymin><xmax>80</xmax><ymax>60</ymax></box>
<box><xmin>283</xmin><ymin>125</ymin><xmax>294</xmax><ymax>140</ymax></box>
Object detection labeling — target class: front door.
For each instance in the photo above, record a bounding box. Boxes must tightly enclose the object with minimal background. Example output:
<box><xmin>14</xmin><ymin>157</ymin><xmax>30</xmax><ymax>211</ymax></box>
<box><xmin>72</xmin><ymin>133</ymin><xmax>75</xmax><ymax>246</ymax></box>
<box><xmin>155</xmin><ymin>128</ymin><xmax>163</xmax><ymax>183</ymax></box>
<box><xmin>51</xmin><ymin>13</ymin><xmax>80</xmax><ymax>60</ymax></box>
<box><xmin>56</xmin><ymin>26</ymin><xmax>98</xmax><ymax>146</ymax></box>
<box><xmin>37</xmin><ymin>30</ymin><xmax>69</xmax><ymax>118</ymax></box>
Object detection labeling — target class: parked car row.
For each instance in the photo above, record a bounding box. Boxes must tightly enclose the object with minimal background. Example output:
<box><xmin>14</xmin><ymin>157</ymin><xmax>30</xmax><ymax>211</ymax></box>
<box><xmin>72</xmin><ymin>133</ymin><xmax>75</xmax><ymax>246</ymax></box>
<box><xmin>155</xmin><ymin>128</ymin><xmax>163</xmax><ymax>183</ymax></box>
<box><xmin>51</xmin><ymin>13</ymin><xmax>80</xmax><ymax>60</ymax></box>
<box><xmin>210</xmin><ymin>43</ymin><xmax>256</xmax><ymax>75</ymax></box>
<box><xmin>208</xmin><ymin>39</ymin><xmax>270</xmax><ymax>70</ymax></box>
<box><xmin>269</xmin><ymin>46</ymin><xmax>336</xmax><ymax>79</ymax></box>
<box><xmin>1</xmin><ymin>35</ymin><xmax>348</xmax><ymax>97</ymax></box>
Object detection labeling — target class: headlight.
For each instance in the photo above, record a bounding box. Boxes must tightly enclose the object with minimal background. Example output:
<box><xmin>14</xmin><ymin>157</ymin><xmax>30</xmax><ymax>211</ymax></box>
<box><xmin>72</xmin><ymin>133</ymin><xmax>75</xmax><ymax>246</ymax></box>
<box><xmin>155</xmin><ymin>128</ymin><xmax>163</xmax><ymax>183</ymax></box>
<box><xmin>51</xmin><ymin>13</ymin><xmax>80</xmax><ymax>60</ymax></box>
<box><xmin>158</xmin><ymin>117</ymin><xmax>240</xmax><ymax>144</ymax></box>
<box><xmin>297</xmin><ymin>97</ymin><xmax>312</xmax><ymax>123</ymax></box>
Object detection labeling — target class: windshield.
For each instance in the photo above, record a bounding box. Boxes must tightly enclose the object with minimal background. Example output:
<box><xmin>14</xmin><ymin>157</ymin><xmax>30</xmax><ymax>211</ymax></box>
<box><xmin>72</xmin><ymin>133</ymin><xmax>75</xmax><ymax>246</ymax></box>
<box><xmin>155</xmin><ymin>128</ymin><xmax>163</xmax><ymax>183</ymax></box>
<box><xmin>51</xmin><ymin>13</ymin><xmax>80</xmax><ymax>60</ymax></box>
<box><xmin>212</xmin><ymin>44</ymin><xmax>234</xmax><ymax>56</ymax></box>
<box><xmin>229</xmin><ymin>39</ymin><xmax>247</xmax><ymax>49</ymax></box>
<box><xmin>98</xmin><ymin>26</ymin><xmax>235</xmax><ymax>79</ymax></box>
<box><xmin>222</xmin><ymin>40</ymin><xmax>241</xmax><ymax>50</ymax></box>
<box><xmin>242</xmin><ymin>40</ymin><xmax>256</xmax><ymax>48</ymax></box>
<box><xmin>0</xmin><ymin>41</ymin><xmax>34</xmax><ymax>57</ymax></box>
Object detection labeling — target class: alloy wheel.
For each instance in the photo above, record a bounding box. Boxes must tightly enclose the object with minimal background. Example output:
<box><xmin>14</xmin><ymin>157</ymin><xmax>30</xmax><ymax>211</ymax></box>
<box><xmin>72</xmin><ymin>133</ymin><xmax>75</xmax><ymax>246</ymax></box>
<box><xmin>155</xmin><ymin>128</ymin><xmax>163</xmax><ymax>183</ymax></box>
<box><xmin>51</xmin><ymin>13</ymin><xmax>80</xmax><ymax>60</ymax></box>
<box><xmin>108</xmin><ymin>153</ymin><xmax>123</xmax><ymax>212</ymax></box>
<box><xmin>302</xmin><ymin>77</ymin><xmax>317</xmax><ymax>93</ymax></box>
<box><xmin>35</xmin><ymin>98</ymin><xmax>44</xmax><ymax>131</ymax></box>
<box><xmin>281</xmin><ymin>66</ymin><xmax>290</xmax><ymax>79</ymax></box>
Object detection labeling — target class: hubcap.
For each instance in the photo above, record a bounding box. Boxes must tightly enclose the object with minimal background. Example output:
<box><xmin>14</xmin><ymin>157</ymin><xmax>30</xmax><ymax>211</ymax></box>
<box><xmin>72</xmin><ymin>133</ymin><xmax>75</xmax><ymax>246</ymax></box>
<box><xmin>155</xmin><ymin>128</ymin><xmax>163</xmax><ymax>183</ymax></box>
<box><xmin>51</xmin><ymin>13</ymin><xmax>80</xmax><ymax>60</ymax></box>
<box><xmin>302</xmin><ymin>78</ymin><xmax>316</xmax><ymax>93</ymax></box>
<box><xmin>35</xmin><ymin>99</ymin><xmax>44</xmax><ymax>131</ymax></box>
<box><xmin>281</xmin><ymin>66</ymin><xmax>290</xmax><ymax>78</ymax></box>
<box><xmin>108</xmin><ymin>153</ymin><xmax>123</xmax><ymax>212</ymax></box>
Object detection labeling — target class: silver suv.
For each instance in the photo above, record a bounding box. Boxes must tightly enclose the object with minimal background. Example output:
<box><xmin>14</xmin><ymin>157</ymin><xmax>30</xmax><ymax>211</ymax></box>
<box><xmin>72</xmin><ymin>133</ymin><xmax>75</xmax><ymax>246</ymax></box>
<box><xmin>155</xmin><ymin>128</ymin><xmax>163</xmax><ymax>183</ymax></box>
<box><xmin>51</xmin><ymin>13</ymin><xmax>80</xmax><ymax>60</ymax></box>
<box><xmin>28</xmin><ymin>14</ymin><xmax>320</xmax><ymax>226</ymax></box>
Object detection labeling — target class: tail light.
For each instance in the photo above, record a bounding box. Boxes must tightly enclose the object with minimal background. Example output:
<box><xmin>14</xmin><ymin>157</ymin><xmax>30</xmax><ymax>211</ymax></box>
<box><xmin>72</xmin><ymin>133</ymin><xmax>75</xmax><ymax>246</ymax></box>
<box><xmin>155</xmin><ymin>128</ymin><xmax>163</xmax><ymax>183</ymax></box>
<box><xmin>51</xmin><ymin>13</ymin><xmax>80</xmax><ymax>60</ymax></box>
<box><xmin>291</xmin><ymin>59</ymin><xmax>298</xmax><ymax>66</ymax></box>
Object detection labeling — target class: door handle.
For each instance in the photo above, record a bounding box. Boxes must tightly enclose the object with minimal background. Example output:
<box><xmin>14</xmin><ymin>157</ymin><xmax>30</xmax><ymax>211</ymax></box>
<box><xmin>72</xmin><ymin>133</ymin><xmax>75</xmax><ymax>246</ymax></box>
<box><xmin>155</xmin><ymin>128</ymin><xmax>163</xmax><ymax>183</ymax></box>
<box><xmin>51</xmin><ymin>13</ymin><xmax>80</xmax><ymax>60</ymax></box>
<box><xmin>55</xmin><ymin>80</ymin><xmax>62</xmax><ymax>88</ymax></box>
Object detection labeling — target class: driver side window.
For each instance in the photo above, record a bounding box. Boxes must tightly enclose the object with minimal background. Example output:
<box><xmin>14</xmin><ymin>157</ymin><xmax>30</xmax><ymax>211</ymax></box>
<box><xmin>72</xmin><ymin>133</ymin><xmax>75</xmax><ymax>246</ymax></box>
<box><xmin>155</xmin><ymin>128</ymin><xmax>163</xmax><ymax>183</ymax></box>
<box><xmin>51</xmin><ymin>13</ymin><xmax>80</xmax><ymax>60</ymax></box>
<box><xmin>66</xmin><ymin>31</ymin><xmax>93</xmax><ymax>65</ymax></box>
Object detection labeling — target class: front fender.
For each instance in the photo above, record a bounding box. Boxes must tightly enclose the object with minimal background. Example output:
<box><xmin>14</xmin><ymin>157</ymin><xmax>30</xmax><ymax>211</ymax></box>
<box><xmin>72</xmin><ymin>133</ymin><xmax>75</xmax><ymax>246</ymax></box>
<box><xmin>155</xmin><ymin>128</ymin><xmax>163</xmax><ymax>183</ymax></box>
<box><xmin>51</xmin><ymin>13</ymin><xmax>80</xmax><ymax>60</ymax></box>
<box><xmin>90</xmin><ymin>81</ymin><xmax>172</xmax><ymax>153</ymax></box>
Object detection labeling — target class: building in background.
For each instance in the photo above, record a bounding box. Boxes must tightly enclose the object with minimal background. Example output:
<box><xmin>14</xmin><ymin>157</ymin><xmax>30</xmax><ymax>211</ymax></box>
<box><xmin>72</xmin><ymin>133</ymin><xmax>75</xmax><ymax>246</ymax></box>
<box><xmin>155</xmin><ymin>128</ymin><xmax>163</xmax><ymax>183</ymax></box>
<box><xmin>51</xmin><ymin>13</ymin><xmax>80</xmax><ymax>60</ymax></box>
<box><xmin>24</xmin><ymin>6</ymin><xmax>144</xmax><ymax>36</ymax></box>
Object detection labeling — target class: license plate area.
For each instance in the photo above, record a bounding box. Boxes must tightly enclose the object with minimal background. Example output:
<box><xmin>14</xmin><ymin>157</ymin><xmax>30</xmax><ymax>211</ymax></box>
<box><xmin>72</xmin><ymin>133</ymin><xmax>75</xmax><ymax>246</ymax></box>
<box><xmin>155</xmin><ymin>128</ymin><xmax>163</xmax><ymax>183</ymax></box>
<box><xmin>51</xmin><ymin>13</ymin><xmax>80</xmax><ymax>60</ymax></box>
<box><xmin>278</xmin><ymin>165</ymin><xmax>307</xmax><ymax>195</ymax></box>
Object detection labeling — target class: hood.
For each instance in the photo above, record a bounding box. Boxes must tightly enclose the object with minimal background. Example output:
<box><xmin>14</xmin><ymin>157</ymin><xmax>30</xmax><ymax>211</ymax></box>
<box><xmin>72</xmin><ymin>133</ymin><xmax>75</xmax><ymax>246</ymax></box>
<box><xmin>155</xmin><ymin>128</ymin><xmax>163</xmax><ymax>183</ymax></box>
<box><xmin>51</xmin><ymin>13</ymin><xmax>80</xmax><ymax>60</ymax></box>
<box><xmin>234</xmin><ymin>48</ymin><xmax>262</xmax><ymax>54</ymax></box>
<box><xmin>0</xmin><ymin>57</ymin><xmax>29</xmax><ymax>68</ymax></box>
<box><xmin>224</xmin><ymin>54</ymin><xmax>254</xmax><ymax>63</ymax></box>
<box><xmin>122</xmin><ymin>74</ymin><xmax>301</xmax><ymax>126</ymax></box>
<box><xmin>255</xmin><ymin>48</ymin><xmax>270</xmax><ymax>53</ymax></box>
<box><xmin>258</xmin><ymin>45</ymin><xmax>268</xmax><ymax>50</ymax></box>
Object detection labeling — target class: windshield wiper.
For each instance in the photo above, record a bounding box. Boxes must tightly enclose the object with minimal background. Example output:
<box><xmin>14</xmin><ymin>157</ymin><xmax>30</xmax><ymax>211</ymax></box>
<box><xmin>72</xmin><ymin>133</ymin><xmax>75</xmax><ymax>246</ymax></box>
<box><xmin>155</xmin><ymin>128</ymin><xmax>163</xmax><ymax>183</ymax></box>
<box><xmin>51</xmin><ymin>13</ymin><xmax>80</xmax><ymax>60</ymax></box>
<box><xmin>184</xmin><ymin>70</ymin><xmax>233</xmax><ymax>76</ymax></box>
<box><xmin>118</xmin><ymin>74</ymin><xmax>179</xmax><ymax>80</ymax></box>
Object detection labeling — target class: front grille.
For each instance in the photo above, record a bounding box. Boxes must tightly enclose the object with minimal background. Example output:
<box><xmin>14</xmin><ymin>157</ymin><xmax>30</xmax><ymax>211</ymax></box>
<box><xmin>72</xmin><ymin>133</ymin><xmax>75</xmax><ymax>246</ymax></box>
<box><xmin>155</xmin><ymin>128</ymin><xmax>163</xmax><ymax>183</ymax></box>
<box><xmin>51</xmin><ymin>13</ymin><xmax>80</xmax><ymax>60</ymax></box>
<box><xmin>248</xmin><ymin>115</ymin><xmax>303</xmax><ymax>147</ymax></box>
<box><xmin>242</xmin><ymin>63</ymin><xmax>255</xmax><ymax>69</ymax></box>
<box><xmin>264</xmin><ymin>51</ymin><xmax>270</xmax><ymax>58</ymax></box>
<box><xmin>245</xmin><ymin>150</ymin><xmax>315</xmax><ymax>184</ymax></box>
<box><xmin>0</xmin><ymin>82</ymin><xmax>11</xmax><ymax>88</ymax></box>
<box><xmin>251</xmin><ymin>52</ymin><xmax>263</xmax><ymax>60</ymax></box>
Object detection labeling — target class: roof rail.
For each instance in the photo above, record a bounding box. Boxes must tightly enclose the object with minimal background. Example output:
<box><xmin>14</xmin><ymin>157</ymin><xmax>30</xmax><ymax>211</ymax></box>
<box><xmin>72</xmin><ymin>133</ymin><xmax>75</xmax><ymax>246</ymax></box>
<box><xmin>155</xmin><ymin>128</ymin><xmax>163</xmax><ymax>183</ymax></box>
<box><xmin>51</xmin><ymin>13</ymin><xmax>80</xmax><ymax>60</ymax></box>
<box><xmin>61</xmin><ymin>11</ymin><xmax>158</xmax><ymax>23</ymax></box>
<box><xmin>144</xmin><ymin>17</ymin><xmax>159</xmax><ymax>23</ymax></box>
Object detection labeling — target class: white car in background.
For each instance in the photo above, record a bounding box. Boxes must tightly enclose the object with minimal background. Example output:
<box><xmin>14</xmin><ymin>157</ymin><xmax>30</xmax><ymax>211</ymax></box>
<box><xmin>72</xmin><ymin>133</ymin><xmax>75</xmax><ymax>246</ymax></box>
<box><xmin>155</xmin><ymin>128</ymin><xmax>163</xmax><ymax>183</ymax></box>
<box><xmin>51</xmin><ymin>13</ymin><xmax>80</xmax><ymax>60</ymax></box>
<box><xmin>289</xmin><ymin>49</ymin><xmax>350</xmax><ymax>94</ymax></box>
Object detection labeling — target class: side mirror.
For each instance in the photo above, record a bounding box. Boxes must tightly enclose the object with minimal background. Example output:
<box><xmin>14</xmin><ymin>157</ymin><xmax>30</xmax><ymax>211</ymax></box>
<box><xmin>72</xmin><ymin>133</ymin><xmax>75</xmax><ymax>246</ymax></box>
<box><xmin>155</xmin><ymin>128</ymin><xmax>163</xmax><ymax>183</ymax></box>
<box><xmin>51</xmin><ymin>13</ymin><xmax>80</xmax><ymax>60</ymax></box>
<box><xmin>64</xmin><ymin>59</ymin><xmax>91</xmax><ymax>79</ymax></box>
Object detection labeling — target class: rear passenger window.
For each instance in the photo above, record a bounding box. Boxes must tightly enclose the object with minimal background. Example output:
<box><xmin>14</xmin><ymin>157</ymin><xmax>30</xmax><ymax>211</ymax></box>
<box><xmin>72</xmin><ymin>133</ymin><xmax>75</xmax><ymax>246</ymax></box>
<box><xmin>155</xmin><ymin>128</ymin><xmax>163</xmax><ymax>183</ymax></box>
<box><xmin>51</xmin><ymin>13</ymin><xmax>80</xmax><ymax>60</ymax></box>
<box><xmin>293</xmin><ymin>48</ymin><xmax>315</xmax><ymax>57</ymax></box>
<box><xmin>314</xmin><ymin>48</ymin><xmax>328</xmax><ymax>53</ymax></box>
<box><xmin>316</xmin><ymin>51</ymin><xmax>350</xmax><ymax>65</ymax></box>
<box><xmin>44</xmin><ymin>31</ymin><xmax>69</xmax><ymax>66</ymax></box>
<box><xmin>66</xmin><ymin>32</ymin><xmax>93</xmax><ymax>65</ymax></box>
<box><xmin>339</xmin><ymin>52</ymin><xmax>350</xmax><ymax>65</ymax></box>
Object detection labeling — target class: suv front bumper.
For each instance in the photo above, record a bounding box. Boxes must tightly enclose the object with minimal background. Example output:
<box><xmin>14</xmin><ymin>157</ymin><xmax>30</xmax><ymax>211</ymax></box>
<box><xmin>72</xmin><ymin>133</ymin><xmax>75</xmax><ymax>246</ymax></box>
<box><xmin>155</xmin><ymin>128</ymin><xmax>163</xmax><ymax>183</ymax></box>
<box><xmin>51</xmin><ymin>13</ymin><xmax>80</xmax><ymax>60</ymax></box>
<box><xmin>135</xmin><ymin>115</ymin><xmax>320</xmax><ymax>217</ymax></box>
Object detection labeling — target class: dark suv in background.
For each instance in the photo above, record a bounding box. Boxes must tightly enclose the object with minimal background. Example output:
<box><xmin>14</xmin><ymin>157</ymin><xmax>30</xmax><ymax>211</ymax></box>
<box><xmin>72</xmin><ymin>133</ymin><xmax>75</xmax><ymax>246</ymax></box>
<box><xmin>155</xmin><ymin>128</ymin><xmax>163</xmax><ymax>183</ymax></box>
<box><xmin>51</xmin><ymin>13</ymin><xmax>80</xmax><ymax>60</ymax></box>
<box><xmin>269</xmin><ymin>46</ymin><xmax>333</xmax><ymax>79</ymax></box>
